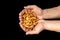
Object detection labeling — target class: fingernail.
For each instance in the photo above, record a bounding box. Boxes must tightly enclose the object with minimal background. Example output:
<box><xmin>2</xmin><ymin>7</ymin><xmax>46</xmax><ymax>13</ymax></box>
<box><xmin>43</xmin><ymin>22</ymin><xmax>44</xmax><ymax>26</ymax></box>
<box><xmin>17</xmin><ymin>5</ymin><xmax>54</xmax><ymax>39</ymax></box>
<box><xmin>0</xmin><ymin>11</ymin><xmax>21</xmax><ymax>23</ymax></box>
<box><xmin>24</xmin><ymin>6</ymin><xmax>26</xmax><ymax>8</ymax></box>
<box><xmin>26</xmin><ymin>33</ymin><xmax>28</xmax><ymax>35</ymax></box>
<box><xmin>26</xmin><ymin>32</ymin><xmax>29</xmax><ymax>35</ymax></box>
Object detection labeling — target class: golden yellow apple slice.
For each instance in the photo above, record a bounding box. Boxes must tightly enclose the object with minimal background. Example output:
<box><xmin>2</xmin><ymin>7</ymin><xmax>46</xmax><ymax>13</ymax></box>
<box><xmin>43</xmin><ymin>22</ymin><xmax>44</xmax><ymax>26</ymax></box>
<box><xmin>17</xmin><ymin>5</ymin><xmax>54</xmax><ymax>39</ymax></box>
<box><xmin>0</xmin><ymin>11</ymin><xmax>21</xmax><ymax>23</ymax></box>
<box><xmin>22</xmin><ymin>9</ymin><xmax>39</xmax><ymax>29</ymax></box>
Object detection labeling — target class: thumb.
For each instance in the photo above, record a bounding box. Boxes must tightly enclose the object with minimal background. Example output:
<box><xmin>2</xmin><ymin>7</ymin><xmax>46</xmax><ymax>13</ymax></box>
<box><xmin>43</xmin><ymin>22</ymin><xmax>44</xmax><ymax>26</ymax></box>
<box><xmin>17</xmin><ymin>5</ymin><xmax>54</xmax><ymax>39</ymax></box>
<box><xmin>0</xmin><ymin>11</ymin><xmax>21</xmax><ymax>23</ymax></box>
<box><xmin>26</xmin><ymin>30</ymin><xmax>39</xmax><ymax>35</ymax></box>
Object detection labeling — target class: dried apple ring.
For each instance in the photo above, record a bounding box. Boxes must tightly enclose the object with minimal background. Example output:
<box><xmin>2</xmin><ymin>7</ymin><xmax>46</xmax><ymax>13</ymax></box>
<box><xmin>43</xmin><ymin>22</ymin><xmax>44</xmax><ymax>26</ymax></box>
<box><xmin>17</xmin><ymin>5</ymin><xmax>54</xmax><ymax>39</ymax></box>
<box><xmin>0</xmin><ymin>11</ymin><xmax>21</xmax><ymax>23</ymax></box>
<box><xmin>22</xmin><ymin>9</ymin><xmax>39</xmax><ymax>30</ymax></box>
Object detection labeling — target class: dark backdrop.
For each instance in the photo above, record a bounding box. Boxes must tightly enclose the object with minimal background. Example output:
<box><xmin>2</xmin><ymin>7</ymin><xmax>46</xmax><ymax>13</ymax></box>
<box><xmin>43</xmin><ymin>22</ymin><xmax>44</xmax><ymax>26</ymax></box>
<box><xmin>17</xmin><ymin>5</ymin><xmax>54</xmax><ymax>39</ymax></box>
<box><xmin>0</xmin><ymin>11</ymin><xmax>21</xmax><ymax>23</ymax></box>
<box><xmin>8</xmin><ymin>0</ymin><xmax>60</xmax><ymax>40</ymax></box>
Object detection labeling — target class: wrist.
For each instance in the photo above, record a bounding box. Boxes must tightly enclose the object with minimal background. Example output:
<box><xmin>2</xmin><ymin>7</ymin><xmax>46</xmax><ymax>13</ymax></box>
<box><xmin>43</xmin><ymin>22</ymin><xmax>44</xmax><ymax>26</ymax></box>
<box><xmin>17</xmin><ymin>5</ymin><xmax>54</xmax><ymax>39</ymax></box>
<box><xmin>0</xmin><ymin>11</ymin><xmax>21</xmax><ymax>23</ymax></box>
<box><xmin>43</xmin><ymin>6</ymin><xmax>60</xmax><ymax>19</ymax></box>
<box><xmin>42</xmin><ymin>9</ymin><xmax>48</xmax><ymax>19</ymax></box>
<box><xmin>43</xmin><ymin>21</ymin><xmax>49</xmax><ymax>30</ymax></box>
<box><xmin>43</xmin><ymin>21</ymin><xmax>54</xmax><ymax>31</ymax></box>
<box><xmin>43</xmin><ymin>20</ymin><xmax>60</xmax><ymax>32</ymax></box>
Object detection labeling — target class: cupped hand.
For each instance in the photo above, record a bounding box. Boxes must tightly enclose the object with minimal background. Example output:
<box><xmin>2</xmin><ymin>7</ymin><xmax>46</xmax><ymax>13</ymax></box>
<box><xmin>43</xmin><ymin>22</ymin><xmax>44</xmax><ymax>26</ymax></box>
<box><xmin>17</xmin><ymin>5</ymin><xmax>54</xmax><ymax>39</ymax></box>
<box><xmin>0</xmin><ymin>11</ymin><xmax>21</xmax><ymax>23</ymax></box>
<box><xmin>24</xmin><ymin>5</ymin><xmax>43</xmax><ymax>19</ymax></box>
<box><xmin>19</xmin><ymin>5</ymin><xmax>44</xmax><ymax>35</ymax></box>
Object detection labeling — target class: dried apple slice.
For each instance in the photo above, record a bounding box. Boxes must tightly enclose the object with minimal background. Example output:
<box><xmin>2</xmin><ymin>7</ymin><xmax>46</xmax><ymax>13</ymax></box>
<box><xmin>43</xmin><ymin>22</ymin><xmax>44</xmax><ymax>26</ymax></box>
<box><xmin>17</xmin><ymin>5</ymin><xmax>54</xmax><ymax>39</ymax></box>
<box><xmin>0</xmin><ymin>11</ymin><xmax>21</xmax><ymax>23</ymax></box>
<box><xmin>22</xmin><ymin>9</ymin><xmax>39</xmax><ymax>30</ymax></box>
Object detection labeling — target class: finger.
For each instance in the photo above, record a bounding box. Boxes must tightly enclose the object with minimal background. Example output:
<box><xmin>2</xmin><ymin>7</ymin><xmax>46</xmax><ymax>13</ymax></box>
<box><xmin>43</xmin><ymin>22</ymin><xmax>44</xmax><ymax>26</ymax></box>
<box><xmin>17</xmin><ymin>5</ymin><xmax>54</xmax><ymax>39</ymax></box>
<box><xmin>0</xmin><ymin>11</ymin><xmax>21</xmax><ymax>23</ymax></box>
<box><xmin>26</xmin><ymin>30</ymin><xmax>39</xmax><ymax>35</ymax></box>
<box><xmin>19</xmin><ymin>9</ymin><xmax>27</xmax><ymax>21</ymax></box>
<box><xmin>24</xmin><ymin>5</ymin><xmax>37</xmax><ymax>9</ymax></box>
<box><xmin>19</xmin><ymin>10</ymin><xmax>24</xmax><ymax>16</ymax></box>
<box><xmin>19</xmin><ymin>22</ymin><xmax>26</xmax><ymax>32</ymax></box>
<box><xmin>19</xmin><ymin>9</ymin><xmax>28</xmax><ymax>17</ymax></box>
<box><xmin>19</xmin><ymin>16</ymin><xmax>22</xmax><ymax>22</ymax></box>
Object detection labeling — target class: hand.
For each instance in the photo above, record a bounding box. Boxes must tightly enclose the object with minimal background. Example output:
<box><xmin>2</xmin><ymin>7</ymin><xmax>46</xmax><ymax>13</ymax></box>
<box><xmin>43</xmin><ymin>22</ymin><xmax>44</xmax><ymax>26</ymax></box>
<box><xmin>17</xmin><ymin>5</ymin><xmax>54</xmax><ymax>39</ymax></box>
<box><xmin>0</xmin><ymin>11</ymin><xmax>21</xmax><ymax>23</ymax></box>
<box><xmin>26</xmin><ymin>20</ymin><xmax>45</xmax><ymax>35</ymax></box>
<box><xmin>24</xmin><ymin>5</ymin><xmax>43</xmax><ymax>19</ymax></box>
<box><xmin>19</xmin><ymin>5</ymin><xmax>44</xmax><ymax>35</ymax></box>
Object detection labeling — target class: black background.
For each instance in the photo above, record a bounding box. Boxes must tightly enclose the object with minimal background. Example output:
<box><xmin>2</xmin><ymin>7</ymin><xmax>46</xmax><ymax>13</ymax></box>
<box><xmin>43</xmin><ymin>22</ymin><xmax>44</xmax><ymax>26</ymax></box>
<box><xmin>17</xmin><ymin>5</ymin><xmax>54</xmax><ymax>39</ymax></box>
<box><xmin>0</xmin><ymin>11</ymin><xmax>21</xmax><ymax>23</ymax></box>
<box><xmin>8</xmin><ymin>0</ymin><xmax>60</xmax><ymax>40</ymax></box>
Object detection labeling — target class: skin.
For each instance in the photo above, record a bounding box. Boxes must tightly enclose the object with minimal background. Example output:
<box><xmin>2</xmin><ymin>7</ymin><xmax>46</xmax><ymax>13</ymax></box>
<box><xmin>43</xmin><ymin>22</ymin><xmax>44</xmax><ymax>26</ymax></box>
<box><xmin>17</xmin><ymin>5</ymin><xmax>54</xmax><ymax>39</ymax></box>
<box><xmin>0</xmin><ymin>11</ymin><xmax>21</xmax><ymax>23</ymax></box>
<box><xmin>19</xmin><ymin>5</ymin><xmax>60</xmax><ymax>35</ymax></box>
<box><xmin>44</xmin><ymin>20</ymin><xmax>60</xmax><ymax>32</ymax></box>
<box><xmin>43</xmin><ymin>6</ymin><xmax>60</xmax><ymax>19</ymax></box>
<box><xmin>19</xmin><ymin>5</ymin><xmax>44</xmax><ymax>35</ymax></box>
